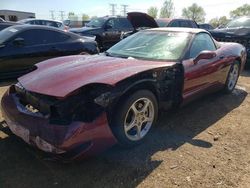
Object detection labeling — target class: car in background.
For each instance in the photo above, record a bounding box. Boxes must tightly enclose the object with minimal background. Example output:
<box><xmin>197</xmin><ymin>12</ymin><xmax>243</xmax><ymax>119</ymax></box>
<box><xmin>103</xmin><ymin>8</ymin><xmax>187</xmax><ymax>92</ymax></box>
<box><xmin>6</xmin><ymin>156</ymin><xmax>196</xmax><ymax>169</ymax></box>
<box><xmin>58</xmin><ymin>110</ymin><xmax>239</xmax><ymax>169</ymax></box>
<box><xmin>156</xmin><ymin>18</ymin><xmax>199</xmax><ymax>28</ymax></box>
<box><xmin>0</xmin><ymin>18</ymin><xmax>5</xmax><ymax>22</ymax></box>
<box><xmin>198</xmin><ymin>23</ymin><xmax>214</xmax><ymax>30</ymax></box>
<box><xmin>209</xmin><ymin>16</ymin><xmax>250</xmax><ymax>66</ymax></box>
<box><xmin>18</xmin><ymin>19</ymin><xmax>69</xmax><ymax>31</ymax></box>
<box><xmin>70</xmin><ymin>12</ymin><xmax>158</xmax><ymax>50</ymax></box>
<box><xmin>0</xmin><ymin>20</ymin><xmax>22</xmax><ymax>31</ymax></box>
<box><xmin>1</xmin><ymin>28</ymin><xmax>246</xmax><ymax>160</ymax></box>
<box><xmin>0</xmin><ymin>25</ymin><xmax>99</xmax><ymax>79</ymax></box>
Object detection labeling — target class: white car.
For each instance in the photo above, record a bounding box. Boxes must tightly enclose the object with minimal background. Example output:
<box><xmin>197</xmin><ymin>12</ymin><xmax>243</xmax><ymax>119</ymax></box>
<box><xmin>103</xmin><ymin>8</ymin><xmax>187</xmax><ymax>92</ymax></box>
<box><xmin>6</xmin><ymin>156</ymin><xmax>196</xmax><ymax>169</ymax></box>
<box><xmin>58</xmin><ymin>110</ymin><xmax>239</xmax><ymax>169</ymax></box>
<box><xmin>18</xmin><ymin>19</ymin><xmax>69</xmax><ymax>31</ymax></box>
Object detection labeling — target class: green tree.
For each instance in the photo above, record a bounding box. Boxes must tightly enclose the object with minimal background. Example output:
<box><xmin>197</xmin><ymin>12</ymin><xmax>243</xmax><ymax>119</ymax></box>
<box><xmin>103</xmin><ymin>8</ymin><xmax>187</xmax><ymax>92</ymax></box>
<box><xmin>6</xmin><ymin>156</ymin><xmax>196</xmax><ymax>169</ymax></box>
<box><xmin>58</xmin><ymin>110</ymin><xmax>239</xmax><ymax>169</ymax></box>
<box><xmin>182</xmin><ymin>3</ymin><xmax>206</xmax><ymax>23</ymax></box>
<box><xmin>147</xmin><ymin>6</ymin><xmax>158</xmax><ymax>18</ymax></box>
<box><xmin>68</xmin><ymin>12</ymin><xmax>78</xmax><ymax>21</ymax></box>
<box><xmin>160</xmin><ymin>0</ymin><xmax>174</xmax><ymax>18</ymax></box>
<box><xmin>82</xmin><ymin>13</ymin><xmax>89</xmax><ymax>21</ymax></box>
<box><xmin>230</xmin><ymin>4</ymin><xmax>250</xmax><ymax>18</ymax></box>
<box><xmin>68</xmin><ymin>12</ymin><xmax>75</xmax><ymax>18</ymax></box>
<box><xmin>209</xmin><ymin>16</ymin><xmax>229</xmax><ymax>28</ymax></box>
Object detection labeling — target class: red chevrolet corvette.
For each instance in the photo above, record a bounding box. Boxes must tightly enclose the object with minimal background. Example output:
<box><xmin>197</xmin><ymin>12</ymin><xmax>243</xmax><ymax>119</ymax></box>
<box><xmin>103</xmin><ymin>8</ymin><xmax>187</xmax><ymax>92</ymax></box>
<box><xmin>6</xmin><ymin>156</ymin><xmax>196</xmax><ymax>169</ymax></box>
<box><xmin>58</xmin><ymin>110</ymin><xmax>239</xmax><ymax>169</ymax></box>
<box><xmin>1</xmin><ymin>28</ymin><xmax>246</xmax><ymax>160</ymax></box>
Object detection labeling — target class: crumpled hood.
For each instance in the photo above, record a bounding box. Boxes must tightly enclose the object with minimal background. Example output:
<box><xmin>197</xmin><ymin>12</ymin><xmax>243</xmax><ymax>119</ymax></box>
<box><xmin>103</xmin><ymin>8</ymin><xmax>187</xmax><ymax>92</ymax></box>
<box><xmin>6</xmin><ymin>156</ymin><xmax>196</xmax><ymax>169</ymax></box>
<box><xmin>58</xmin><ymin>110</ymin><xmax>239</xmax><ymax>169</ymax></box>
<box><xmin>210</xmin><ymin>27</ymin><xmax>250</xmax><ymax>38</ymax></box>
<box><xmin>18</xmin><ymin>55</ymin><xmax>175</xmax><ymax>97</ymax></box>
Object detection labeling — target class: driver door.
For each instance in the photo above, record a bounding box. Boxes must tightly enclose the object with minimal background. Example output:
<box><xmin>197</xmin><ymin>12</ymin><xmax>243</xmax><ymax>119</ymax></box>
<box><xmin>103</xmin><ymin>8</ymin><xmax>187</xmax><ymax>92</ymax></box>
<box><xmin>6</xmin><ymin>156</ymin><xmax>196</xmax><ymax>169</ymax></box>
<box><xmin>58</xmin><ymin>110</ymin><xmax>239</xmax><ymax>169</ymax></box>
<box><xmin>102</xmin><ymin>18</ymin><xmax>122</xmax><ymax>49</ymax></box>
<box><xmin>182</xmin><ymin>33</ymin><xmax>223</xmax><ymax>103</ymax></box>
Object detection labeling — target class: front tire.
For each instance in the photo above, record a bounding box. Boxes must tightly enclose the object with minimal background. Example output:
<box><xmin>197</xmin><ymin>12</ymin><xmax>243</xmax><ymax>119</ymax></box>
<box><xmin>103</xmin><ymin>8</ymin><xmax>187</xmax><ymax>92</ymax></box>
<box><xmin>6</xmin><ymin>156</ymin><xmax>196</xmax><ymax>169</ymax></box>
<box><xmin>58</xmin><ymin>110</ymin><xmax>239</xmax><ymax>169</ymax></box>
<box><xmin>111</xmin><ymin>90</ymin><xmax>158</xmax><ymax>147</ymax></box>
<box><xmin>224</xmin><ymin>61</ymin><xmax>240</xmax><ymax>93</ymax></box>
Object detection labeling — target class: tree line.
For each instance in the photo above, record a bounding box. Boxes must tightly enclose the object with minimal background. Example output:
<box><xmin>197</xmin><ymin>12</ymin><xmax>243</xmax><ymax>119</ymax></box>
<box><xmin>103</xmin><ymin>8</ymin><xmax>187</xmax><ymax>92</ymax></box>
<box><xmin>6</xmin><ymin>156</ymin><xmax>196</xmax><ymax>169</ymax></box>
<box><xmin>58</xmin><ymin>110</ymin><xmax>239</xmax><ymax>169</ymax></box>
<box><xmin>147</xmin><ymin>0</ymin><xmax>250</xmax><ymax>27</ymax></box>
<box><xmin>66</xmin><ymin>1</ymin><xmax>250</xmax><ymax>28</ymax></box>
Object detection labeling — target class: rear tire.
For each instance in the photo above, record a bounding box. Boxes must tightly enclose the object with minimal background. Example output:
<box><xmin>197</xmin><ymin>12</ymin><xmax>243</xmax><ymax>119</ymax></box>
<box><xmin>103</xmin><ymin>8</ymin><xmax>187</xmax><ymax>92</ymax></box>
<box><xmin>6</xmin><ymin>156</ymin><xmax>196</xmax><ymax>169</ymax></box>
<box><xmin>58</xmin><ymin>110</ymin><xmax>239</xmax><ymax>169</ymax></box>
<box><xmin>224</xmin><ymin>61</ymin><xmax>240</xmax><ymax>93</ymax></box>
<box><xmin>111</xmin><ymin>90</ymin><xmax>158</xmax><ymax>147</ymax></box>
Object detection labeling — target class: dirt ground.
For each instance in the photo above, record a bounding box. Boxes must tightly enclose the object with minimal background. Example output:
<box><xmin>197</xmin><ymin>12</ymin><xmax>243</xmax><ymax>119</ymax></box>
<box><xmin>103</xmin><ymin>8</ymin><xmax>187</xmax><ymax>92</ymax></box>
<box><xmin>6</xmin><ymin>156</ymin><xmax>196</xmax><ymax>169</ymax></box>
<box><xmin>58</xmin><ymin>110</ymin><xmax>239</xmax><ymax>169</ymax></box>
<box><xmin>0</xmin><ymin>72</ymin><xmax>250</xmax><ymax>188</ymax></box>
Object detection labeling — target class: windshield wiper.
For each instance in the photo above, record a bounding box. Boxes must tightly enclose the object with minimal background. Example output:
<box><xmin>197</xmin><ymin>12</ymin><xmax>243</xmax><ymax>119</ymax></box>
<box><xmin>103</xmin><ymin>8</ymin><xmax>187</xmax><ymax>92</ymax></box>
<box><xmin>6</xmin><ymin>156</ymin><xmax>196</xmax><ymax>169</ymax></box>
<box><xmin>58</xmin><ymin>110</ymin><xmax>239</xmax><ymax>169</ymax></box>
<box><xmin>104</xmin><ymin>51</ymin><xmax>129</xmax><ymax>59</ymax></box>
<box><xmin>104</xmin><ymin>51</ymin><xmax>112</xmax><ymax>56</ymax></box>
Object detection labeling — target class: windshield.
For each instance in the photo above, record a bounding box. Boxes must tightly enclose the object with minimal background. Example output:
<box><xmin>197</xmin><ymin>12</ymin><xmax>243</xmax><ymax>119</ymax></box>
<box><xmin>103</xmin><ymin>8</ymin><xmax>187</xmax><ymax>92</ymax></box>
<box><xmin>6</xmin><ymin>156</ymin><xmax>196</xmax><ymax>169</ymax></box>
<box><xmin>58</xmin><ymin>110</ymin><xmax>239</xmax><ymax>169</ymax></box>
<box><xmin>107</xmin><ymin>31</ymin><xmax>191</xmax><ymax>61</ymax></box>
<box><xmin>86</xmin><ymin>18</ymin><xmax>106</xmax><ymax>28</ymax></box>
<box><xmin>226</xmin><ymin>17</ymin><xmax>250</xmax><ymax>28</ymax></box>
<box><xmin>0</xmin><ymin>27</ymin><xmax>19</xmax><ymax>44</ymax></box>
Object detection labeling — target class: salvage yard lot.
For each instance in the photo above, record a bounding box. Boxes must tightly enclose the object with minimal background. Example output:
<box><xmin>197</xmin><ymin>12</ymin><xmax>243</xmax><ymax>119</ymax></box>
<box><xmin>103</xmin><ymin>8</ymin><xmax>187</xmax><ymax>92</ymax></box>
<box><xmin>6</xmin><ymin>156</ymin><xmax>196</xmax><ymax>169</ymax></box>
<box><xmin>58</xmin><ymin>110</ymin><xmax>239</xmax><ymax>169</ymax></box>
<box><xmin>0</xmin><ymin>72</ymin><xmax>250</xmax><ymax>188</ymax></box>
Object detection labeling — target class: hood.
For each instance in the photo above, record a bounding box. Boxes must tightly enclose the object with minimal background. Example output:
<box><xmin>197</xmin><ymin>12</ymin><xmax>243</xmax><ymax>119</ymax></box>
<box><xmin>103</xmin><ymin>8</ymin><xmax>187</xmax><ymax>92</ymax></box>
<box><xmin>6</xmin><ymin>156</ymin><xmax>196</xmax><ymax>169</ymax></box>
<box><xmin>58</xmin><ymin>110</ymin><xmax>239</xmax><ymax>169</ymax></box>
<box><xmin>210</xmin><ymin>27</ymin><xmax>250</xmax><ymax>38</ymax></box>
<box><xmin>18</xmin><ymin>55</ymin><xmax>176</xmax><ymax>97</ymax></box>
<box><xmin>127</xmin><ymin>12</ymin><xmax>158</xmax><ymax>29</ymax></box>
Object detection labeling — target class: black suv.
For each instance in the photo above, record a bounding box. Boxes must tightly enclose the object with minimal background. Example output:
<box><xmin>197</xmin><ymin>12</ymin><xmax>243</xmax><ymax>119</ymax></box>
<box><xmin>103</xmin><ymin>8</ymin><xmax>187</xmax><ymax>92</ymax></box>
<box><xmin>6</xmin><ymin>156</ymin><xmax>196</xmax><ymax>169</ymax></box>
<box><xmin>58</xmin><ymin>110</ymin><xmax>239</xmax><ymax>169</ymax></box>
<box><xmin>209</xmin><ymin>17</ymin><xmax>250</xmax><ymax>66</ymax></box>
<box><xmin>70</xmin><ymin>12</ymin><xmax>158</xmax><ymax>50</ymax></box>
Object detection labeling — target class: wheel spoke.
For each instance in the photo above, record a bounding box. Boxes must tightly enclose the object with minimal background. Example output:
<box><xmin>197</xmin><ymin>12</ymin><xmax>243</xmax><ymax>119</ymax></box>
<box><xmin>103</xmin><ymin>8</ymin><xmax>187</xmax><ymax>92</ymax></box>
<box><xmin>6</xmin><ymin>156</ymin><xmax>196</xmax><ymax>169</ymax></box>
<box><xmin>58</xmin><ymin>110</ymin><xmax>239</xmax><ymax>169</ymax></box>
<box><xmin>136</xmin><ymin>125</ymin><xmax>142</xmax><ymax>139</ymax></box>
<box><xmin>131</xmin><ymin>104</ymin><xmax>139</xmax><ymax>114</ymax></box>
<box><xmin>140</xmin><ymin>100</ymin><xmax>150</xmax><ymax>112</ymax></box>
<box><xmin>143</xmin><ymin>116</ymin><xmax>154</xmax><ymax>123</ymax></box>
<box><xmin>125</xmin><ymin>119</ymin><xmax>136</xmax><ymax>132</ymax></box>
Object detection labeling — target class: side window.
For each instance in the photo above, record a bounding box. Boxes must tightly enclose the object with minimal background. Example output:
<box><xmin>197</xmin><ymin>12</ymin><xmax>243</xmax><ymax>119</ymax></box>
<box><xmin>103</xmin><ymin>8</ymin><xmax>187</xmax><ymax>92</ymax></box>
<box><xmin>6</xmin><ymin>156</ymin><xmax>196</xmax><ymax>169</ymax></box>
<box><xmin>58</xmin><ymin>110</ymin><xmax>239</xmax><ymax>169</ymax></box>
<box><xmin>14</xmin><ymin>29</ymin><xmax>70</xmax><ymax>46</ymax></box>
<box><xmin>189</xmin><ymin>33</ymin><xmax>217</xmax><ymax>58</ymax></box>
<box><xmin>46</xmin><ymin>21</ymin><xmax>58</xmax><ymax>28</ymax></box>
<box><xmin>179</xmin><ymin>21</ymin><xmax>190</xmax><ymax>28</ymax></box>
<box><xmin>169</xmin><ymin>20</ymin><xmax>179</xmax><ymax>27</ymax></box>
<box><xmin>116</xmin><ymin>18</ymin><xmax>133</xmax><ymax>29</ymax></box>
<box><xmin>190</xmin><ymin>21</ymin><xmax>198</xmax><ymax>28</ymax></box>
<box><xmin>106</xmin><ymin>18</ymin><xmax>115</xmax><ymax>29</ymax></box>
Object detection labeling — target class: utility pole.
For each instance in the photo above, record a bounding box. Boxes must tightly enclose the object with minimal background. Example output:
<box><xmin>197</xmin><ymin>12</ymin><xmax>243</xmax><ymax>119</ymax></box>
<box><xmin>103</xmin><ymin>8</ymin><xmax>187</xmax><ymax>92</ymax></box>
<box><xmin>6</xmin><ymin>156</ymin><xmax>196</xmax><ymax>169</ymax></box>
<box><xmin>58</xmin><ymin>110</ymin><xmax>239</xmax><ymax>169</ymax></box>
<box><xmin>59</xmin><ymin>11</ymin><xmax>65</xmax><ymax>21</ymax></box>
<box><xmin>109</xmin><ymin>4</ymin><xmax>117</xmax><ymax>16</ymax></box>
<box><xmin>121</xmin><ymin>5</ymin><xmax>128</xmax><ymax>16</ymax></box>
<box><xmin>49</xmin><ymin>10</ymin><xmax>55</xmax><ymax>20</ymax></box>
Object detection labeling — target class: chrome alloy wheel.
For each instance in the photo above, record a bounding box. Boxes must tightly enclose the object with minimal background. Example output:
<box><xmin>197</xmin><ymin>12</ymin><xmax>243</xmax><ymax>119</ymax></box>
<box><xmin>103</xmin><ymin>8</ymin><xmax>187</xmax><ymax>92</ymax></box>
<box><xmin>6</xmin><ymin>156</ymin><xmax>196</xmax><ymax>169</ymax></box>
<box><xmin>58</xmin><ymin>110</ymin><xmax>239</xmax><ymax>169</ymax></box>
<box><xmin>124</xmin><ymin>97</ymin><xmax>155</xmax><ymax>141</ymax></box>
<box><xmin>228</xmin><ymin>64</ymin><xmax>239</xmax><ymax>90</ymax></box>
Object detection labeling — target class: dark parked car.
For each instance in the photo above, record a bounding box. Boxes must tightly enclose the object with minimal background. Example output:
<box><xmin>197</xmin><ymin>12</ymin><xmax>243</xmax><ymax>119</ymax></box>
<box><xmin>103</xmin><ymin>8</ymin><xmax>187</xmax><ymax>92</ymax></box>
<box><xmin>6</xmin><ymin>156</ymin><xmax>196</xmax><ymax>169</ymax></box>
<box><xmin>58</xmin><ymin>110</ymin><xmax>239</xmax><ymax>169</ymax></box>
<box><xmin>156</xmin><ymin>18</ymin><xmax>199</xmax><ymax>28</ymax></box>
<box><xmin>0</xmin><ymin>25</ymin><xmax>99</xmax><ymax>79</ymax></box>
<box><xmin>18</xmin><ymin>19</ymin><xmax>69</xmax><ymax>31</ymax></box>
<box><xmin>0</xmin><ymin>21</ymin><xmax>21</xmax><ymax>31</ymax></box>
<box><xmin>209</xmin><ymin>16</ymin><xmax>250</xmax><ymax>66</ymax></box>
<box><xmin>198</xmin><ymin>23</ymin><xmax>214</xmax><ymax>30</ymax></box>
<box><xmin>70</xmin><ymin>12</ymin><xmax>158</xmax><ymax>50</ymax></box>
<box><xmin>1</xmin><ymin>28</ymin><xmax>246</xmax><ymax>160</ymax></box>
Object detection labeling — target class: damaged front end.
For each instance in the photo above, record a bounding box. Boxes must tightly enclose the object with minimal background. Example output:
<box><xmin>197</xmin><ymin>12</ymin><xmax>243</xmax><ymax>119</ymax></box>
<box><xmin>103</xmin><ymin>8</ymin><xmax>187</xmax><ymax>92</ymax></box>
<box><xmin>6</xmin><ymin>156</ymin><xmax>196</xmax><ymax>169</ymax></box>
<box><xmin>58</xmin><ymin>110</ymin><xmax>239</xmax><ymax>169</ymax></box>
<box><xmin>1</xmin><ymin>83</ymin><xmax>117</xmax><ymax>160</ymax></box>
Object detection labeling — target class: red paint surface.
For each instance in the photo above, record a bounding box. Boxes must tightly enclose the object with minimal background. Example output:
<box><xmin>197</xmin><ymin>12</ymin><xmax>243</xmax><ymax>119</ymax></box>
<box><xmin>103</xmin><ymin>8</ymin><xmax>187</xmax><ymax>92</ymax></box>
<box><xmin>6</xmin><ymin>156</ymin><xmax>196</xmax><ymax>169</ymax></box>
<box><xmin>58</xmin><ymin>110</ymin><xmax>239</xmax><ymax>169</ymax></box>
<box><xmin>1</xmin><ymin>90</ymin><xmax>117</xmax><ymax>159</ymax></box>
<box><xmin>182</xmin><ymin>42</ymin><xmax>246</xmax><ymax>103</ymax></box>
<box><xmin>18</xmin><ymin>55</ymin><xmax>176</xmax><ymax>97</ymax></box>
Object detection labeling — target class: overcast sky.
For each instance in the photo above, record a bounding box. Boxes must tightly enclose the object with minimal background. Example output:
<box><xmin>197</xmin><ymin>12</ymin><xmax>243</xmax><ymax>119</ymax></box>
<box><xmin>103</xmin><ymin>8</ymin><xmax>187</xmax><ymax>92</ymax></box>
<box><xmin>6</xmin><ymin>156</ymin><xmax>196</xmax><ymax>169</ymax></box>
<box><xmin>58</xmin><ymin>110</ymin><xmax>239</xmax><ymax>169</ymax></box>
<box><xmin>1</xmin><ymin>0</ymin><xmax>249</xmax><ymax>21</ymax></box>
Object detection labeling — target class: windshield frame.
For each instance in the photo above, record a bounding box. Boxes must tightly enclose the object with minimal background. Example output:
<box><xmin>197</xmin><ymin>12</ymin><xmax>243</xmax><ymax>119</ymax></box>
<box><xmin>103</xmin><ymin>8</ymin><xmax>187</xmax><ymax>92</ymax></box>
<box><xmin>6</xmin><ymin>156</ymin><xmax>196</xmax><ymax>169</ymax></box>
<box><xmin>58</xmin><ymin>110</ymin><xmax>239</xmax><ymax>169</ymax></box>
<box><xmin>107</xmin><ymin>30</ymin><xmax>192</xmax><ymax>62</ymax></box>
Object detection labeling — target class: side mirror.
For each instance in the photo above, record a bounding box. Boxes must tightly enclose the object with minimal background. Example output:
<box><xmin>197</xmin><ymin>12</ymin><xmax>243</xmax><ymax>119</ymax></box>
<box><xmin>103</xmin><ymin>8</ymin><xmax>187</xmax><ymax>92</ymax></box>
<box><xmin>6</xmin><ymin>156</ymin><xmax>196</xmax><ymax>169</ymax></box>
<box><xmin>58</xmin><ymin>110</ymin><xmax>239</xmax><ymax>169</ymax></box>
<box><xmin>104</xmin><ymin>24</ymin><xmax>113</xmax><ymax>30</ymax></box>
<box><xmin>13</xmin><ymin>38</ymin><xmax>25</xmax><ymax>47</ymax></box>
<box><xmin>194</xmin><ymin>51</ymin><xmax>216</xmax><ymax>64</ymax></box>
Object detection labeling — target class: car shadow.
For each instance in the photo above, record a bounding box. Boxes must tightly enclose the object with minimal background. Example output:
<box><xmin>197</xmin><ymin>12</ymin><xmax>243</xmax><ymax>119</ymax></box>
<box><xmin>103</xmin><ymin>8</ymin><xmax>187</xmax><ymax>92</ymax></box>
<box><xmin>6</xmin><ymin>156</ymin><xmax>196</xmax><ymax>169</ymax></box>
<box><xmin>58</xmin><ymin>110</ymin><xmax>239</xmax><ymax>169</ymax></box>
<box><xmin>0</xmin><ymin>88</ymin><xmax>247</xmax><ymax>188</ymax></box>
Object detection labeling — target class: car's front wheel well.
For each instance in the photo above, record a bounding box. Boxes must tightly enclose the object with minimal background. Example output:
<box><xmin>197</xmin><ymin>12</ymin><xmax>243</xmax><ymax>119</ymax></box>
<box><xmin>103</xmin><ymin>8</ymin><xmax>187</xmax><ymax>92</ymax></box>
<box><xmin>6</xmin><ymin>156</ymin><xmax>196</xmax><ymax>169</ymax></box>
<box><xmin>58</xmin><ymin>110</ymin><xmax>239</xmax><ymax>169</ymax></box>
<box><xmin>119</xmin><ymin>82</ymin><xmax>159</xmax><ymax>104</ymax></box>
<box><xmin>108</xmin><ymin>82</ymin><xmax>159</xmax><ymax>124</ymax></box>
<box><xmin>235</xmin><ymin>58</ymin><xmax>241</xmax><ymax>69</ymax></box>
